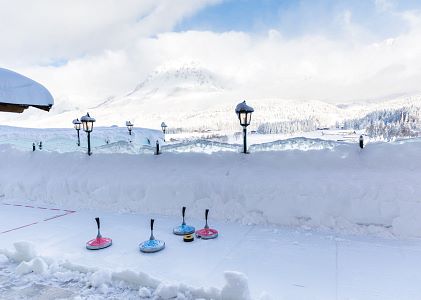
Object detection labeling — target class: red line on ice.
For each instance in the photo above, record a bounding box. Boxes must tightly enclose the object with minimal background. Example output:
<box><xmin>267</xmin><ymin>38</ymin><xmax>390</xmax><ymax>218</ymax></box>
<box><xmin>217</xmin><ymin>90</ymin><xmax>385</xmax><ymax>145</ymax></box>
<box><xmin>1</xmin><ymin>222</ymin><xmax>39</xmax><ymax>234</ymax></box>
<box><xmin>1</xmin><ymin>203</ymin><xmax>76</xmax><ymax>234</ymax></box>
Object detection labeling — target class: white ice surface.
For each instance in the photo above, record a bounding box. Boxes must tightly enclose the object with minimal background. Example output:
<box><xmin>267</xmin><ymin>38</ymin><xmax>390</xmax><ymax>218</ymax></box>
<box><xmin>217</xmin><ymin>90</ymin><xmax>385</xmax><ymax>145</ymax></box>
<box><xmin>1</xmin><ymin>205</ymin><xmax>421</xmax><ymax>299</ymax></box>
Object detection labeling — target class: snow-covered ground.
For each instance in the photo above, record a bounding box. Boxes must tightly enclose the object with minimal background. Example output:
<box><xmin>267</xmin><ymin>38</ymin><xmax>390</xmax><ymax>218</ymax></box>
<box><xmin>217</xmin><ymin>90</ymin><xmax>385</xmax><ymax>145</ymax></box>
<box><xmin>1</xmin><ymin>127</ymin><xmax>421</xmax><ymax>299</ymax></box>
<box><xmin>1</xmin><ymin>136</ymin><xmax>420</xmax><ymax>238</ymax></box>
<box><xmin>1</xmin><ymin>205</ymin><xmax>421</xmax><ymax>299</ymax></box>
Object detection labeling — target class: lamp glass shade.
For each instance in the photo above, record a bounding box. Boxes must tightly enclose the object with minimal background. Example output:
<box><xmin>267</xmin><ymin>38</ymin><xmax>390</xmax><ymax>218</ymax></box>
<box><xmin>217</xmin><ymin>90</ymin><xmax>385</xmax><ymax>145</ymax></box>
<box><xmin>83</xmin><ymin>121</ymin><xmax>94</xmax><ymax>132</ymax></box>
<box><xmin>235</xmin><ymin>101</ymin><xmax>254</xmax><ymax>127</ymax></box>
<box><xmin>80</xmin><ymin>113</ymin><xmax>95</xmax><ymax>133</ymax></box>
<box><xmin>238</xmin><ymin>111</ymin><xmax>252</xmax><ymax>127</ymax></box>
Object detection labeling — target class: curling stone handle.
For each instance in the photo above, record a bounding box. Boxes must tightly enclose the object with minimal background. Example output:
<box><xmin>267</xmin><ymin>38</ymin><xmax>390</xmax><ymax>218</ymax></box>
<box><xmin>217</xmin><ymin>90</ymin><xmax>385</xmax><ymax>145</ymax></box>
<box><xmin>205</xmin><ymin>209</ymin><xmax>209</xmax><ymax>229</ymax></box>
<box><xmin>95</xmin><ymin>217</ymin><xmax>102</xmax><ymax>238</ymax></box>
<box><xmin>182</xmin><ymin>206</ymin><xmax>186</xmax><ymax>224</ymax></box>
<box><xmin>150</xmin><ymin>218</ymin><xmax>155</xmax><ymax>240</ymax></box>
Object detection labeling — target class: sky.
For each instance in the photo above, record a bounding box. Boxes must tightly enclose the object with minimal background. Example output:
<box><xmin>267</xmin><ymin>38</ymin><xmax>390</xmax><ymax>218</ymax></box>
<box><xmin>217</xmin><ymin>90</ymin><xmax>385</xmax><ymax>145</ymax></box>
<box><xmin>1</xmin><ymin>0</ymin><xmax>421</xmax><ymax>109</ymax></box>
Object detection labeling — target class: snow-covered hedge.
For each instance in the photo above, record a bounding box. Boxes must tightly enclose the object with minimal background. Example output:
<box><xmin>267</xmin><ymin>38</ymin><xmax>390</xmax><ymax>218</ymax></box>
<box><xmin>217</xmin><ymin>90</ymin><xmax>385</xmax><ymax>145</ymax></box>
<box><xmin>0</xmin><ymin>140</ymin><xmax>420</xmax><ymax>237</ymax></box>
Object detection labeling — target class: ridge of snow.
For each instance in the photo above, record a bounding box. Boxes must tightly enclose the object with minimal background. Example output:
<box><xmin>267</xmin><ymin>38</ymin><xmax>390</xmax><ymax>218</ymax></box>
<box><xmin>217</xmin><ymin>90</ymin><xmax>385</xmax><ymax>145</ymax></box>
<box><xmin>1</xmin><ymin>140</ymin><xmax>421</xmax><ymax>238</ymax></box>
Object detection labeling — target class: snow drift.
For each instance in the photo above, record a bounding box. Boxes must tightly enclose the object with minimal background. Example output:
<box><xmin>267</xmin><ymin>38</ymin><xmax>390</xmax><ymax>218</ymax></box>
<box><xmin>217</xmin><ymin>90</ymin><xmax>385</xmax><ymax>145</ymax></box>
<box><xmin>0</xmin><ymin>242</ymin><xmax>252</xmax><ymax>300</ymax></box>
<box><xmin>0</xmin><ymin>139</ymin><xmax>420</xmax><ymax>237</ymax></box>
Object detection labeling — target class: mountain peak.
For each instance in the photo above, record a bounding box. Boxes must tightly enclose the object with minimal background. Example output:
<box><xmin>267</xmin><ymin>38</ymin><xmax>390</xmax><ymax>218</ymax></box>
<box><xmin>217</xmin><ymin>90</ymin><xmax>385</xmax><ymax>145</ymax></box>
<box><xmin>127</xmin><ymin>61</ymin><xmax>224</xmax><ymax>97</ymax></box>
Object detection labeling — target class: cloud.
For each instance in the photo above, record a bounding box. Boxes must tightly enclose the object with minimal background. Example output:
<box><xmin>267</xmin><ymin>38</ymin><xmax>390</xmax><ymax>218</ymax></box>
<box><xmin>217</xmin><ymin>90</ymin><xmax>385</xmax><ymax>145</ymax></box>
<box><xmin>375</xmin><ymin>0</ymin><xmax>396</xmax><ymax>12</ymax></box>
<box><xmin>2</xmin><ymin>0</ymin><xmax>421</xmax><ymax>113</ymax></box>
<box><xmin>0</xmin><ymin>0</ymin><xmax>221</xmax><ymax>66</ymax></box>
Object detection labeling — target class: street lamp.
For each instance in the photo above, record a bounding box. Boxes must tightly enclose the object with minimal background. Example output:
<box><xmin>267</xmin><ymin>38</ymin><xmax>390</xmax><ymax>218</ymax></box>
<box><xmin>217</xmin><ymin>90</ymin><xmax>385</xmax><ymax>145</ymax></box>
<box><xmin>161</xmin><ymin>122</ymin><xmax>167</xmax><ymax>134</ymax></box>
<box><xmin>72</xmin><ymin>118</ymin><xmax>82</xmax><ymax>146</ymax></box>
<box><xmin>161</xmin><ymin>122</ymin><xmax>168</xmax><ymax>141</ymax></box>
<box><xmin>81</xmin><ymin>112</ymin><xmax>96</xmax><ymax>156</ymax></box>
<box><xmin>126</xmin><ymin>121</ymin><xmax>133</xmax><ymax>135</ymax></box>
<box><xmin>235</xmin><ymin>100</ymin><xmax>254</xmax><ymax>154</ymax></box>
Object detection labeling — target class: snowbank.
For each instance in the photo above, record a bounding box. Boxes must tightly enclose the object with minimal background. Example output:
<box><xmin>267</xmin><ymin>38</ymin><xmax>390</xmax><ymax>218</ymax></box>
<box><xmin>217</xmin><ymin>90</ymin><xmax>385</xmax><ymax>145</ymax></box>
<box><xmin>0</xmin><ymin>242</ymin><xmax>254</xmax><ymax>299</ymax></box>
<box><xmin>0</xmin><ymin>140</ymin><xmax>421</xmax><ymax>237</ymax></box>
<box><xmin>0</xmin><ymin>125</ymin><xmax>162</xmax><ymax>153</ymax></box>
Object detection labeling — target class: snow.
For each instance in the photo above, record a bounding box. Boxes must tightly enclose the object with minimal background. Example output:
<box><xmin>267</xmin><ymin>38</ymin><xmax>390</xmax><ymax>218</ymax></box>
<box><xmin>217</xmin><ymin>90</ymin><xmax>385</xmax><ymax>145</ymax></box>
<box><xmin>0</xmin><ymin>240</ymin><xmax>253</xmax><ymax>299</ymax></box>
<box><xmin>1</xmin><ymin>137</ymin><xmax>421</xmax><ymax>238</ymax></box>
<box><xmin>80</xmin><ymin>112</ymin><xmax>96</xmax><ymax>123</ymax></box>
<box><xmin>0</xmin><ymin>68</ymin><xmax>53</xmax><ymax>107</ymax></box>
<box><xmin>235</xmin><ymin>101</ymin><xmax>254</xmax><ymax>113</ymax></box>
<box><xmin>5</xmin><ymin>241</ymin><xmax>37</xmax><ymax>262</ymax></box>
<box><xmin>220</xmin><ymin>272</ymin><xmax>251</xmax><ymax>300</ymax></box>
<box><xmin>1</xmin><ymin>207</ymin><xmax>421</xmax><ymax>299</ymax></box>
<box><xmin>15</xmin><ymin>257</ymin><xmax>48</xmax><ymax>275</ymax></box>
<box><xmin>0</xmin><ymin>125</ymin><xmax>163</xmax><ymax>153</ymax></box>
<box><xmin>0</xmin><ymin>60</ymin><xmax>420</xmax><ymax>134</ymax></box>
<box><xmin>1</xmin><ymin>125</ymin><xmax>421</xmax><ymax>298</ymax></box>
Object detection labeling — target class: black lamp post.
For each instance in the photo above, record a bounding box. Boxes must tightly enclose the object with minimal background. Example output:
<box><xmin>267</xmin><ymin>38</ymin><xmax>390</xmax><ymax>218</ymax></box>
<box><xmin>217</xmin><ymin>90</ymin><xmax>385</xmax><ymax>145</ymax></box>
<box><xmin>126</xmin><ymin>121</ymin><xmax>133</xmax><ymax>135</ymax></box>
<box><xmin>161</xmin><ymin>122</ymin><xmax>167</xmax><ymax>134</ymax></box>
<box><xmin>161</xmin><ymin>122</ymin><xmax>167</xmax><ymax>141</ymax></box>
<box><xmin>72</xmin><ymin>118</ymin><xmax>82</xmax><ymax>146</ymax></box>
<box><xmin>235</xmin><ymin>100</ymin><xmax>254</xmax><ymax>154</ymax></box>
<box><xmin>155</xmin><ymin>140</ymin><xmax>160</xmax><ymax>155</ymax></box>
<box><xmin>81</xmin><ymin>112</ymin><xmax>95</xmax><ymax>155</ymax></box>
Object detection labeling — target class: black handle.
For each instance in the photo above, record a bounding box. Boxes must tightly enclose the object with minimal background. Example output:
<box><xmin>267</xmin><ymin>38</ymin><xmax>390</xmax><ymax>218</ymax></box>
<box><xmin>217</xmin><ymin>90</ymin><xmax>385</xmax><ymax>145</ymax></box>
<box><xmin>95</xmin><ymin>217</ymin><xmax>100</xmax><ymax>230</ymax></box>
<box><xmin>150</xmin><ymin>219</ymin><xmax>154</xmax><ymax>231</ymax></box>
<box><xmin>205</xmin><ymin>209</ymin><xmax>209</xmax><ymax>229</ymax></box>
<box><xmin>182</xmin><ymin>206</ymin><xmax>186</xmax><ymax>218</ymax></box>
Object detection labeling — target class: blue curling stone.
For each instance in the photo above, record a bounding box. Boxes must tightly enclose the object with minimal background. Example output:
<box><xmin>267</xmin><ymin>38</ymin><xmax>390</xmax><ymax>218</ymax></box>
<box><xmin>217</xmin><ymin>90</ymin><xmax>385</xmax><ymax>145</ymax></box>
<box><xmin>173</xmin><ymin>224</ymin><xmax>195</xmax><ymax>235</ymax></box>
<box><xmin>139</xmin><ymin>239</ymin><xmax>165</xmax><ymax>253</ymax></box>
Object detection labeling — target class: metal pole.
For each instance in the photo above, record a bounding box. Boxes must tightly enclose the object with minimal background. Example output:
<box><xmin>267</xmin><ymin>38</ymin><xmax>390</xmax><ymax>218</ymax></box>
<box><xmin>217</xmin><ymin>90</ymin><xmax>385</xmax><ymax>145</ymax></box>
<box><xmin>77</xmin><ymin>129</ymin><xmax>80</xmax><ymax>146</ymax></box>
<box><xmin>87</xmin><ymin>132</ymin><xmax>91</xmax><ymax>156</ymax></box>
<box><xmin>155</xmin><ymin>140</ymin><xmax>160</xmax><ymax>155</ymax></box>
<box><xmin>243</xmin><ymin>127</ymin><xmax>247</xmax><ymax>153</ymax></box>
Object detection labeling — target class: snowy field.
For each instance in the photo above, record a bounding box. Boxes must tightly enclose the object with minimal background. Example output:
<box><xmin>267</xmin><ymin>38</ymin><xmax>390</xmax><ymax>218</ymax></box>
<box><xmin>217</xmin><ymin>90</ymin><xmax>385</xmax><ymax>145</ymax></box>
<box><xmin>1</xmin><ymin>128</ymin><xmax>421</xmax><ymax>299</ymax></box>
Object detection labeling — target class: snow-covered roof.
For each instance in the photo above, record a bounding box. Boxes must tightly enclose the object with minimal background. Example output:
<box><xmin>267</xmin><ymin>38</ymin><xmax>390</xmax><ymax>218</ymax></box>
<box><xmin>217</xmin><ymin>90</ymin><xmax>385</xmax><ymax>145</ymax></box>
<box><xmin>0</xmin><ymin>68</ymin><xmax>54</xmax><ymax>112</ymax></box>
<box><xmin>235</xmin><ymin>101</ymin><xmax>254</xmax><ymax>114</ymax></box>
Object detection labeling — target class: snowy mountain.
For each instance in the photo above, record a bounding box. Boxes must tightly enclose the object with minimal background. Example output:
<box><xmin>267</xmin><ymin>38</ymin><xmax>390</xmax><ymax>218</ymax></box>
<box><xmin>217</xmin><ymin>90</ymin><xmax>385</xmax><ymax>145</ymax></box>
<box><xmin>1</xmin><ymin>61</ymin><xmax>421</xmax><ymax>140</ymax></box>
<box><xmin>127</xmin><ymin>61</ymin><xmax>224</xmax><ymax>97</ymax></box>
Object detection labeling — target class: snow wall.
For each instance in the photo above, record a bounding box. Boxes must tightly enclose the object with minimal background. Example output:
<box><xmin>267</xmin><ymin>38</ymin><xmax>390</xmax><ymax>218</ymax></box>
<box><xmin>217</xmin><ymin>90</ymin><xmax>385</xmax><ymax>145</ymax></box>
<box><xmin>0</xmin><ymin>140</ymin><xmax>420</xmax><ymax>238</ymax></box>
